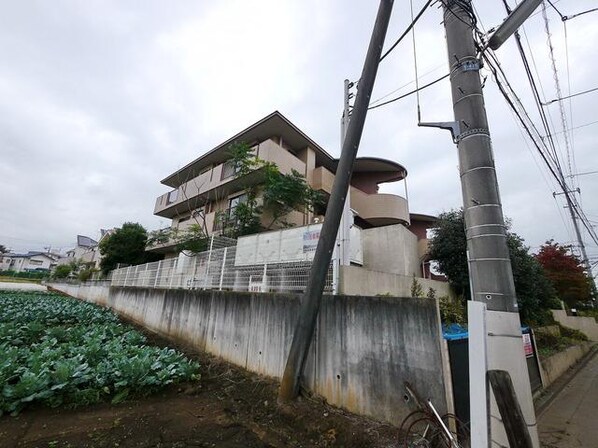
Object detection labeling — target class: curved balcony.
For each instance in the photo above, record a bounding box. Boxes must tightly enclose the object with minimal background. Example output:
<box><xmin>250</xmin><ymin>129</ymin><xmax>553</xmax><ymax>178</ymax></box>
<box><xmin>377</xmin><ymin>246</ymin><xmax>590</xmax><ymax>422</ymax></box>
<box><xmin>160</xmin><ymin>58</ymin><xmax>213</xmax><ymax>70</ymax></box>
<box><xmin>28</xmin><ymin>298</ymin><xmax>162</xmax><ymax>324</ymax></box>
<box><xmin>350</xmin><ymin>189</ymin><xmax>410</xmax><ymax>227</ymax></box>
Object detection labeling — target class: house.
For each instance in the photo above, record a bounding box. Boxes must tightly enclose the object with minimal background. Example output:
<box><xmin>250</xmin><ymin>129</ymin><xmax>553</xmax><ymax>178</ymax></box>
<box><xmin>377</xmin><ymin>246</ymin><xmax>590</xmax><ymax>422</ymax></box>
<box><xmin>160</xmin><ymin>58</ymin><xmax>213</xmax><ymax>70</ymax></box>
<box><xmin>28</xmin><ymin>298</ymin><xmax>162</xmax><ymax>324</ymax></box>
<box><xmin>0</xmin><ymin>251</ymin><xmax>60</xmax><ymax>273</ymax></box>
<box><xmin>59</xmin><ymin>230</ymin><xmax>117</xmax><ymax>270</ymax></box>
<box><xmin>149</xmin><ymin>111</ymin><xmax>411</xmax><ymax>255</ymax></box>
<box><xmin>145</xmin><ymin>111</ymin><xmax>450</xmax><ymax>297</ymax></box>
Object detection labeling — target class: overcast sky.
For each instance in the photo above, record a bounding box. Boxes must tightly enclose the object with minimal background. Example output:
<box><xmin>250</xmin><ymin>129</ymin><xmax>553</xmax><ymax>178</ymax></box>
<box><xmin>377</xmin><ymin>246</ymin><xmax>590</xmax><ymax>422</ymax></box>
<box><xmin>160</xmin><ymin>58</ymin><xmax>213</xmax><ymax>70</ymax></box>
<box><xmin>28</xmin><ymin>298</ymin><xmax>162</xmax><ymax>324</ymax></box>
<box><xmin>1</xmin><ymin>0</ymin><xmax>596</xmax><ymax>265</ymax></box>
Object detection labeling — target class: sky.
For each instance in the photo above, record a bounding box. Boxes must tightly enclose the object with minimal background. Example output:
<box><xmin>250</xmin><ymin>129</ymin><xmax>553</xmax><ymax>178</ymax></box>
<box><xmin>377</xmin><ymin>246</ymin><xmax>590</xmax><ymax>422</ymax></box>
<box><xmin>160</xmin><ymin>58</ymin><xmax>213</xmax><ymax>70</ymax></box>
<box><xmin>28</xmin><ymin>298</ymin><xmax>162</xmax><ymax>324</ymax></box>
<box><xmin>1</xmin><ymin>0</ymin><xmax>597</xmax><ymax>265</ymax></box>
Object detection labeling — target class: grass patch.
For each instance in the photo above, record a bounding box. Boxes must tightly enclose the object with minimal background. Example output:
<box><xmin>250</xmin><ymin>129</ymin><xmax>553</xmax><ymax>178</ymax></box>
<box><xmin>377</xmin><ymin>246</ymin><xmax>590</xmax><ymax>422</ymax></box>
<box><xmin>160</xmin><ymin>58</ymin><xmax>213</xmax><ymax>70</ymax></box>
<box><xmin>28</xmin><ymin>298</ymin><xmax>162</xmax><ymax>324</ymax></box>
<box><xmin>534</xmin><ymin>323</ymin><xmax>588</xmax><ymax>359</ymax></box>
<box><xmin>0</xmin><ymin>276</ymin><xmax>42</xmax><ymax>284</ymax></box>
<box><xmin>0</xmin><ymin>290</ymin><xmax>200</xmax><ymax>416</ymax></box>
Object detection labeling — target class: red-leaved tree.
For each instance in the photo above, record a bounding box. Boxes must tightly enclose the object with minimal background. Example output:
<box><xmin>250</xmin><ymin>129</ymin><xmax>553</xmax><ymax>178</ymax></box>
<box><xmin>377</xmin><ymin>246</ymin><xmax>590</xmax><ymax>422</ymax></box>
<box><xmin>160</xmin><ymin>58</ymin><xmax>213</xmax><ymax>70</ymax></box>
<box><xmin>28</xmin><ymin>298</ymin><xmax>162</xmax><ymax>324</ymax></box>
<box><xmin>535</xmin><ymin>240</ymin><xmax>592</xmax><ymax>308</ymax></box>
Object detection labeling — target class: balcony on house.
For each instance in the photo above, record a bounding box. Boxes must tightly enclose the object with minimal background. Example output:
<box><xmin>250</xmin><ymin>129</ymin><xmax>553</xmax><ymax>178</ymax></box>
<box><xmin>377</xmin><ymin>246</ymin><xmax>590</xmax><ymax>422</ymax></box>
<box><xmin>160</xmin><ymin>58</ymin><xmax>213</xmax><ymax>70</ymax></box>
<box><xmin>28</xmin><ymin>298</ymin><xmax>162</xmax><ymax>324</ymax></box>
<box><xmin>154</xmin><ymin>138</ymin><xmax>307</xmax><ymax>219</ymax></box>
<box><xmin>312</xmin><ymin>157</ymin><xmax>410</xmax><ymax>227</ymax></box>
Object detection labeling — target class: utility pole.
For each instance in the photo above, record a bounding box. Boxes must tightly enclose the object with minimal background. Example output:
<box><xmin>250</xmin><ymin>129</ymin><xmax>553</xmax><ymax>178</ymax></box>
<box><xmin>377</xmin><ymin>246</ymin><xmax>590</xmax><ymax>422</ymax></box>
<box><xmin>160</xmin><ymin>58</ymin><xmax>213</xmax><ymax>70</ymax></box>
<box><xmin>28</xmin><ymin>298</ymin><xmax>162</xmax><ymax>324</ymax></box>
<box><xmin>442</xmin><ymin>1</ymin><xmax>540</xmax><ymax>446</ymax></box>
<box><xmin>554</xmin><ymin>189</ymin><xmax>596</xmax><ymax>282</ymax></box>
<box><xmin>336</xmin><ymin>79</ymin><xmax>355</xmax><ymax>275</ymax></box>
<box><xmin>278</xmin><ymin>0</ymin><xmax>394</xmax><ymax>402</ymax></box>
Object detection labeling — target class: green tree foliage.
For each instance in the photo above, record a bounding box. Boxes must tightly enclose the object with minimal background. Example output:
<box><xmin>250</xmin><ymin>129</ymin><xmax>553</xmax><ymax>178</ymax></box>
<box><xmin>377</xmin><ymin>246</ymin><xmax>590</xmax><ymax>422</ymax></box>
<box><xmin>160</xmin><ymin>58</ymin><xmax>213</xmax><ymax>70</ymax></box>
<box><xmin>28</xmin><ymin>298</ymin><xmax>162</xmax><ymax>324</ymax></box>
<box><xmin>218</xmin><ymin>142</ymin><xmax>323</xmax><ymax>238</ymax></box>
<box><xmin>536</xmin><ymin>240</ymin><xmax>595</xmax><ymax>308</ymax></box>
<box><xmin>99</xmin><ymin>223</ymin><xmax>161</xmax><ymax>274</ymax></box>
<box><xmin>410</xmin><ymin>276</ymin><xmax>424</xmax><ymax>297</ymax></box>
<box><xmin>53</xmin><ymin>264</ymin><xmax>72</xmax><ymax>279</ymax></box>
<box><xmin>508</xmin><ymin>234</ymin><xmax>560</xmax><ymax>324</ymax></box>
<box><xmin>0</xmin><ymin>245</ymin><xmax>6</xmax><ymax>254</ymax></box>
<box><xmin>427</xmin><ymin>210</ymin><xmax>469</xmax><ymax>299</ymax></box>
<box><xmin>428</xmin><ymin>209</ymin><xmax>559</xmax><ymax>325</ymax></box>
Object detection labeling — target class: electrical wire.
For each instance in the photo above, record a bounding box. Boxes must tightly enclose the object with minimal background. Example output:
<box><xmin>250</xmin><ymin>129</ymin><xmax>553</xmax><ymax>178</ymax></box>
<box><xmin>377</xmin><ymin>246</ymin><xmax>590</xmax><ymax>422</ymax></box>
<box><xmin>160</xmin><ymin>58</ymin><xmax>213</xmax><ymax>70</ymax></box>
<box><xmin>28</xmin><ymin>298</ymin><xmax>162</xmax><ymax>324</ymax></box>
<box><xmin>541</xmin><ymin>3</ymin><xmax>575</xmax><ymax>179</ymax></box>
<box><xmin>369</xmin><ymin>63</ymin><xmax>445</xmax><ymax>106</ymax></box>
<box><xmin>541</xmin><ymin>86</ymin><xmax>598</xmax><ymax>105</ymax></box>
<box><xmin>410</xmin><ymin>0</ymin><xmax>422</xmax><ymax>121</ymax></box>
<box><xmin>367</xmin><ymin>73</ymin><xmax>449</xmax><ymax>110</ymax></box>
<box><xmin>379</xmin><ymin>0</ymin><xmax>433</xmax><ymax>62</ymax></box>
<box><xmin>482</xmin><ymin>51</ymin><xmax>598</xmax><ymax>247</ymax></box>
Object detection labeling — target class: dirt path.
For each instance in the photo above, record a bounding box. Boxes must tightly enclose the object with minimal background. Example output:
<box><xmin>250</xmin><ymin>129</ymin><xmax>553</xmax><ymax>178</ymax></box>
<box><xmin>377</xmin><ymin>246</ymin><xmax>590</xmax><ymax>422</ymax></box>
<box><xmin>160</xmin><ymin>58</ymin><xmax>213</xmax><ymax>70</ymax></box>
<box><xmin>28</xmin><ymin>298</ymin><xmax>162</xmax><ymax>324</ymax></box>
<box><xmin>0</xmin><ymin>344</ymin><xmax>398</xmax><ymax>448</ymax></box>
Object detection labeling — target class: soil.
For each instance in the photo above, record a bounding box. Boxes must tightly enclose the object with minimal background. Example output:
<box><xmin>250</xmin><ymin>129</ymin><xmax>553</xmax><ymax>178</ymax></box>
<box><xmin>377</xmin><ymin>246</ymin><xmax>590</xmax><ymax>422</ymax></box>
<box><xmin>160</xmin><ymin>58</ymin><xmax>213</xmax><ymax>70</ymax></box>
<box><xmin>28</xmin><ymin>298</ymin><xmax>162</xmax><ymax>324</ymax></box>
<box><xmin>0</xmin><ymin>333</ymin><xmax>399</xmax><ymax>448</ymax></box>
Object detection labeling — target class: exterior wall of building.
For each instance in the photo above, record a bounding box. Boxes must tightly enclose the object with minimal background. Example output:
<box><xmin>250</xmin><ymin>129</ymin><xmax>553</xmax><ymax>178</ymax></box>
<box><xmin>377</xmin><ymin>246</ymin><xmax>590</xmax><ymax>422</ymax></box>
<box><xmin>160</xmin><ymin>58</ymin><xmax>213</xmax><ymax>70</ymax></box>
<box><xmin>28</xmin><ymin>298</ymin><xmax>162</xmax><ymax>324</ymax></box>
<box><xmin>2</xmin><ymin>254</ymin><xmax>57</xmax><ymax>272</ymax></box>
<box><xmin>361</xmin><ymin>224</ymin><xmax>420</xmax><ymax>277</ymax></box>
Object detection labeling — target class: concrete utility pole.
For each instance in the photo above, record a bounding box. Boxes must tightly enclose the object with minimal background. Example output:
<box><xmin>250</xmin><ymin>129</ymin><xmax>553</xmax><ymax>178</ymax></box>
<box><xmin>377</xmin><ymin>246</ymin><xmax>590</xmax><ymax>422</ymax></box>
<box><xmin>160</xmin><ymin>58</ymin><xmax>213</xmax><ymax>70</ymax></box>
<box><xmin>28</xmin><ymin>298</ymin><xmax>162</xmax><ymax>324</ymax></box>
<box><xmin>554</xmin><ymin>189</ymin><xmax>595</xmax><ymax>280</ymax></box>
<box><xmin>336</xmin><ymin>79</ymin><xmax>354</xmax><ymax>270</ymax></box>
<box><xmin>442</xmin><ymin>1</ymin><xmax>539</xmax><ymax>446</ymax></box>
<box><xmin>278</xmin><ymin>0</ymin><xmax>394</xmax><ymax>402</ymax></box>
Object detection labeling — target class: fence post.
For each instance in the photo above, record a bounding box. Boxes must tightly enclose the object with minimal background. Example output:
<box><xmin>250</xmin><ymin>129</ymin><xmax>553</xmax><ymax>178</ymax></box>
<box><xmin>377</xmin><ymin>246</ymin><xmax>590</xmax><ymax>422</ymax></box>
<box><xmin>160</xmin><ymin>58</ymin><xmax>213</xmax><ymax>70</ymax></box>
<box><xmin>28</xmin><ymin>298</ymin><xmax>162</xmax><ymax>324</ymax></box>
<box><xmin>205</xmin><ymin>236</ymin><xmax>215</xmax><ymax>289</ymax></box>
<box><xmin>134</xmin><ymin>265</ymin><xmax>140</xmax><ymax>287</ymax></box>
<box><xmin>124</xmin><ymin>266</ymin><xmax>131</xmax><ymax>286</ymax></box>
<box><xmin>144</xmin><ymin>263</ymin><xmax>149</xmax><ymax>287</ymax></box>
<box><xmin>169</xmin><ymin>258</ymin><xmax>177</xmax><ymax>289</ymax></box>
<box><xmin>261</xmin><ymin>263</ymin><xmax>268</xmax><ymax>293</ymax></box>
<box><xmin>191</xmin><ymin>255</ymin><xmax>198</xmax><ymax>289</ymax></box>
<box><xmin>154</xmin><ymin>260</ymin><xmax>162</xmax><ymax>288</ymax></box>
<box><xmin>218</xmin><ymin>247</ymin><xmax>228</xmax><ymax>290</ymax></box>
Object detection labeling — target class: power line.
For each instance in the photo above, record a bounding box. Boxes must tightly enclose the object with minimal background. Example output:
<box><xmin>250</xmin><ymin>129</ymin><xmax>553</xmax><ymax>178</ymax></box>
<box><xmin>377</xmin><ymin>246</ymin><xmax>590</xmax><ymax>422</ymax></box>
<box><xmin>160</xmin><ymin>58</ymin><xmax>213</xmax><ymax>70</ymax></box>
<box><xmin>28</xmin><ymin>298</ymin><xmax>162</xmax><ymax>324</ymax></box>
<box><xmin>545</xmin><ymin>119</ymin><xmax>598</xmax><ymax>138</ymax></box>
<box><xmin>369</xmin><ymin>63</ymin><xmax>445</xmax><ymax>106</ymax></box>
<box><xmin>541</xmin><ymin>86</ymin><xmax>598</xmax><ymax>105</ymax></box>
<box><xmin>541</xmin><ymin>3</ymin><xmax>575</xmax><ymax>179</ymax></box>
<box><xmin>482</xmin><ymin>50</ymin><xmax>598</xmax><ymax>248</ymax></box>
<box><xmin>367</xmin><ymin>73</ymin><xmax>449</xmax><ymax>110</ymax></box>
<box><xmin>379</xmin><ymin>0</ymin><xmax>433</xmax><ymax>62</ymax></box>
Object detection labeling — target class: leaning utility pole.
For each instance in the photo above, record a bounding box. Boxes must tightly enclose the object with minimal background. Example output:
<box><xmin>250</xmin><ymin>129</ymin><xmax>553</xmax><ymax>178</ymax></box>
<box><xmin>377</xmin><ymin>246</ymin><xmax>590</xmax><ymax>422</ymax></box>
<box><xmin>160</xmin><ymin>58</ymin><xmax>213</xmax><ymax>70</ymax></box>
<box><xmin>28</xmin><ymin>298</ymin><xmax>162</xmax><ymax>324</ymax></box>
<box><xmin>278</xmin><ymin>0</ymin><xmax>394</xmax><ymax>402</ymax></box>
<box><xmin>443</xmin><ymin>0</ymin><xmax>540</xmax><ymax>446</ymax></box>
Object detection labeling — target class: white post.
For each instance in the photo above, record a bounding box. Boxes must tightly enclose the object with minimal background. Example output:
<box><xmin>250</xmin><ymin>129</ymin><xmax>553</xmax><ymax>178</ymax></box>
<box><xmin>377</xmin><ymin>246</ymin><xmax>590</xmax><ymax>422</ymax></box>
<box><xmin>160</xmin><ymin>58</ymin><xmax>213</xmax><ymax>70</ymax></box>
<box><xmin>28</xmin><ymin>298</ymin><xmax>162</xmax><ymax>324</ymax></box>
<box><xmin>218</xmin><ymin>247</ymin><xmax>228</xmax><ymax>290</ymax></box>
<box><xmin>169</xmin><ymin>259</ymin><xmax>177</xmax><ymax>289</ymax></box>
<box><xmin>261</xmin><ymin>263</ymin><xmax>268</xmax><ymax>293</ymax></box>
<box><xmin>205</xmin><ymin>236</ymin><xmax>215</xmax><ymax>289</ymax></box>
<box><xmin>154</xmin><ymin>260</ymin><xmax>162</xmax><ymax>288</ymax></box>
<box><xmin>190</xmin><ymin>255</ymin><xmax>198</xmax><ymax>289</ymax></box>
<box><xmin>468</xmin><ymin>301</ymin><xmax>489</xmax><ymax>448</ymax></box>
<box><xmin>124</xmin><ymin>266</ymin><xmax>131</xmax><ymax>287</ymax></box>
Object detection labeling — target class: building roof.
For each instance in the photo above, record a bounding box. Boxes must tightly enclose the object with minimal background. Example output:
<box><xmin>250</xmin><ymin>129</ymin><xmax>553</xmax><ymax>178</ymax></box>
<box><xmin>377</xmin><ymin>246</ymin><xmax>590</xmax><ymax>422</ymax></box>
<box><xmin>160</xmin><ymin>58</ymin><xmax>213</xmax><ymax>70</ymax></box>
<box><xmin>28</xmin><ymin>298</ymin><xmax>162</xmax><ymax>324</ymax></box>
<box><xmin>161</xmin><ymin>111</ymin><xmax>339</xmax><ymax>188</ymax></box>
<box><xmin>77</xmin><ymin>235</ymin><xmax>98</xmax><ymax>248</ymax></box>
<box><xmin>7</xmin><ymin>251</ymin><xmax>59</xmax><ymax>260</ymax></box>
<box><xmin>336</xmin><ymin>157</ymin><xmax>407</xmax><ymax>183</ymax></box>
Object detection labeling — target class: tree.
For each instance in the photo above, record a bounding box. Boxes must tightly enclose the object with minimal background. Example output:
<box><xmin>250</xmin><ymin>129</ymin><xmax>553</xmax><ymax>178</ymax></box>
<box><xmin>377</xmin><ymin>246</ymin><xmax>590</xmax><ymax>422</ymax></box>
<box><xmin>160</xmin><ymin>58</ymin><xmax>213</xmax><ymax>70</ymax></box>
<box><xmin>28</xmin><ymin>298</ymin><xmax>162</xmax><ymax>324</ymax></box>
<box><xmin>99</xmin><ymin>223</ymin><xmax>161</xmax><ymax>274</ymax></box>
<box><xmin>428</xmin><ymin>209</ymin><xmax>559</xmax><ymax>324</ymax></box>
<box><xmin>216</xmin><ymin>142</ymin><xmax>323</xmax><ymax>238</ymax></box>
<box><xmin>536</xmin><ymin>240</ymin><xmax>594</xmax><ymax>308</ymax></box>
<box><xmin>53</xmin><ymin>264</ymin><xmax>72</xmax><ymax>279</ymax></box>
<box><xmin>0</xmin><ymin>244</ymin><xmax>6</xmax><ymax>254</ymax></box>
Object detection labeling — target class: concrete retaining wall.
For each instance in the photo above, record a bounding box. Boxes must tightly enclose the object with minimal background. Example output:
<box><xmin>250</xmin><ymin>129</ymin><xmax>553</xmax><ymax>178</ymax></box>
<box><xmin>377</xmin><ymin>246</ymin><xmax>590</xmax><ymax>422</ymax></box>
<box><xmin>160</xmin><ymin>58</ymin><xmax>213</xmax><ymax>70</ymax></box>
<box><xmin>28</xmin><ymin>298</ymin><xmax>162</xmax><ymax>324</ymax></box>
<box><xmin>340</xmin><ymin>265</ymin><xmax>453</xmax><ymax>298</ymax></box>
<box><xmin>48</xmin><ymin>283</ymin><xmax>448</xmax><ymax>425</ymax></box>
<box><xmin>540</xmin><ymin>342</ymin><xmax>595</xmax><ymax>387</ymax></box>
<box><xmin>49</xmin><ymin>282</ymin><xmax>110</xmax><ymax>304</ymax></box>
<box><xmin>552</xmin><ymin>310</ymin><xmax>598</xmax><ymax>341</ymax></box>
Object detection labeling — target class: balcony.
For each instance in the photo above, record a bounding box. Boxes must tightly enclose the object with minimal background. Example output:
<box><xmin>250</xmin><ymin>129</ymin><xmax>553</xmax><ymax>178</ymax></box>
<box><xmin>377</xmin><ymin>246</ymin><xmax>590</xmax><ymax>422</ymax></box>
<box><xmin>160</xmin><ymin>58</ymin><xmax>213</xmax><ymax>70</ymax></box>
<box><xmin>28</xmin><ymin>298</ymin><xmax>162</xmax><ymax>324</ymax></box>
<box><xmin>350</xmin><ymin>189</ymin><xmax>410</xmax><ymax>227</ymax></box>
<box><xmin>312</xmin><ymin>166</ymin><xmax>409</xmax><ymax>227</ymax></box>
<box><xmin>154</xmin><ymin>139</ymin><xmax>306</xmax><ymax>219</ymax></box>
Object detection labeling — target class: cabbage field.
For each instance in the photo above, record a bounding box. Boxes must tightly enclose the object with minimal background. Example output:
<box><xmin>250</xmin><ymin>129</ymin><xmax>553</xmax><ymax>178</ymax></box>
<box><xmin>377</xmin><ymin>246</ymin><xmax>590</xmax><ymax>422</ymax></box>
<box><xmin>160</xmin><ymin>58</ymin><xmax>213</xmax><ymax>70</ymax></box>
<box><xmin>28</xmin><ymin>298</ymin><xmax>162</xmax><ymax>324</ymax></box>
<box><xmin>0</xmin><ymin>290</ymin><xmax>200</xmax><ymax>416</ymax></box>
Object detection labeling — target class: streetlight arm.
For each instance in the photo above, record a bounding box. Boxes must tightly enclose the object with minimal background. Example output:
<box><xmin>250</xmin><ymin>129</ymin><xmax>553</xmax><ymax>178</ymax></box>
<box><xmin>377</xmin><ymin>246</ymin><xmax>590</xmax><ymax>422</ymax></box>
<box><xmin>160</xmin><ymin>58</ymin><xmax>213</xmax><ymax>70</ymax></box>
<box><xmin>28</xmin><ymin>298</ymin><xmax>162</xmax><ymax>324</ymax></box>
<box><xmin>488</xmin><ymin>0</ymin><xmax>542</xmax><ymax>50</ymax></box>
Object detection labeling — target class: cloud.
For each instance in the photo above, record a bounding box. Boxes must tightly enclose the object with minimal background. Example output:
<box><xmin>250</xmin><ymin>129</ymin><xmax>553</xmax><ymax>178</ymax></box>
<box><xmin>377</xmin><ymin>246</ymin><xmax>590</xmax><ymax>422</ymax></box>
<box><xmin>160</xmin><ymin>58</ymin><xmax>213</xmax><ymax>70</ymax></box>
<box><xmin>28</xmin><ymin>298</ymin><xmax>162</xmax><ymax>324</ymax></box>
<box><xmin>0</xmin><ymin>0</ymin><xmax>596</xmax><ymax>265</ymax></box>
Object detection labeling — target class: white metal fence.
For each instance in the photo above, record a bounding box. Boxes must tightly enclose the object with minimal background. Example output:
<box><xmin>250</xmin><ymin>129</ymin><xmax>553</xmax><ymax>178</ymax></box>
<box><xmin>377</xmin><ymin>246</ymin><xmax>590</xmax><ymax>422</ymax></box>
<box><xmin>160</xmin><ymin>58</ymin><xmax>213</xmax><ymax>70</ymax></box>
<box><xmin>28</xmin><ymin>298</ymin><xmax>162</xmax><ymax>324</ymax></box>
<box><xmin>111</xmin><ymin>246</ymin><xmax>333</xmax><ymax>294</ymax></box>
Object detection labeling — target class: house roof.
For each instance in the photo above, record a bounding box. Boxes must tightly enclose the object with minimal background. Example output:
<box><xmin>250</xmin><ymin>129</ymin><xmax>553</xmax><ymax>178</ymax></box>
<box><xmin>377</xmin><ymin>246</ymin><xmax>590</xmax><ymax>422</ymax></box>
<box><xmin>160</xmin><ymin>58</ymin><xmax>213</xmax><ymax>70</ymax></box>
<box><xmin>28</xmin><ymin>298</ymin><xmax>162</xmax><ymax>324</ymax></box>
<box><xmin>7</xmin><ymin>251</ymin><xmax>59</xmax><ymax>261</ymax></box>
<box><xmin>161</xmin><ymin>111</ymin><xmax>338</xmax><ymax>188</ymax></box>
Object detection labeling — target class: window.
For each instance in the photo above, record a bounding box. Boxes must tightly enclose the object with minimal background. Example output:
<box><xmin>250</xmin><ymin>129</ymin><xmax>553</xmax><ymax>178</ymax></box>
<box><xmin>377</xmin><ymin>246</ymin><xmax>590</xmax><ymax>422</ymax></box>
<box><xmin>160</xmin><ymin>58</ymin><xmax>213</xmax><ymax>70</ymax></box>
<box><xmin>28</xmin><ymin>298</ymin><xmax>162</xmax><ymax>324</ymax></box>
<box><xmin>167</xmin><ymin>189</ymin><xmax>179</xmax><ymax>204</ymax></box>
<box><xmin>228</xmin><ymin>193</ymin><xmax>247</xmax><ymax>212</ymax></box>
<box><xmin>221</xmin><ymin>160</ymin><xmax>239</xmax><ymax>180</ymax></box>
<box><xmin>29</xmin><ymin>259</ymin><xmax>43</xmax><ymax>266</ymax></box>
